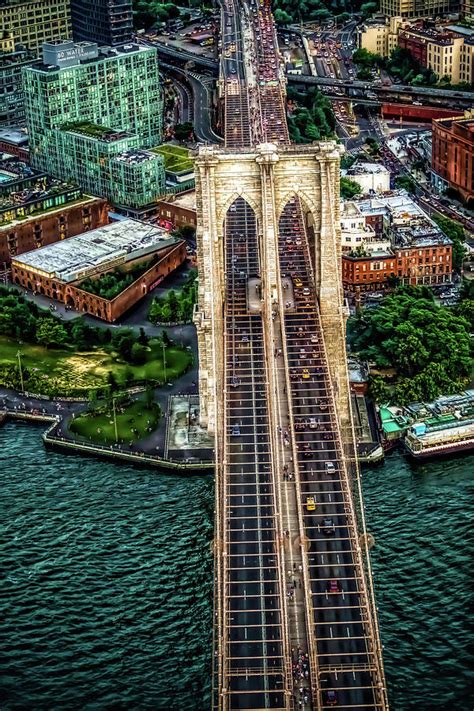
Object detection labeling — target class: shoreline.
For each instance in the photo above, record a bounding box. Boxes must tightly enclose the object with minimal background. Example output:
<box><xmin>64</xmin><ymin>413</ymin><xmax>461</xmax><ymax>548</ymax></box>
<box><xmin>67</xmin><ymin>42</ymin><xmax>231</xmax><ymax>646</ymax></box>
<box><xmin>0</xmin><ymin>409</ymin><xmax>214</xmax><ymax>474</ymax></box>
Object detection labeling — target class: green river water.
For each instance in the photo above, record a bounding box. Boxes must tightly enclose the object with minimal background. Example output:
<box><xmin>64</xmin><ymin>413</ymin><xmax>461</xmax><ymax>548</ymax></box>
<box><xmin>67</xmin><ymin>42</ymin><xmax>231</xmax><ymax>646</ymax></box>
<box><xmin>0</xmin><ymin>422</ymin><xmax>472</xmax><ymax>710</ymax></box>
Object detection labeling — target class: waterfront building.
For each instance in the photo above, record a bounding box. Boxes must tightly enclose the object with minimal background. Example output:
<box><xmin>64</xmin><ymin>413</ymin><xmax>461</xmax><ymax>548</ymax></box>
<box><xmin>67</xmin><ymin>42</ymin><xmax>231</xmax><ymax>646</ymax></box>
<box><xmin>432</xmin><ymin>111</ymin><xmax>474</xmax><ymax>204</ymax></box>
<box><xmin>404</xmin><ymin>390</ymin><xmax>474</xmax><ymax>458</ymax></box>
<box><xmin>0</xmin><ymin>0</ymin><xmax>71</xmax><ymax>55</ymax></box>
<box><xmin>341</xmin><ymin>192</ymin><xmax>453</xmax><ymax>291</ymax></box>
<box><xmin>71</xmin><ymin>0</ymin><xmax>133</xmax><ymax>47</ymax></box>
<box><xmin>11</xmin><ymin>220</ymin><xmax>186</xmax><ymax>321</ymax></box>
<box><xmin>23</xmin><ymin>41</ymin><xmax>164</xmax><ymax>210</ymax></box>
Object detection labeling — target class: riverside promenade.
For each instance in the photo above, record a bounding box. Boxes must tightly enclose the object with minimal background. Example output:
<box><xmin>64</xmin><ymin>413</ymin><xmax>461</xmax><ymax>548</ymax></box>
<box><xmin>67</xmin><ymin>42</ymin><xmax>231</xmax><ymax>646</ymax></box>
<box><xmin>0</xmin><ymin>386</ymin><xmax>214</xmax><ymax>473</ymax></box>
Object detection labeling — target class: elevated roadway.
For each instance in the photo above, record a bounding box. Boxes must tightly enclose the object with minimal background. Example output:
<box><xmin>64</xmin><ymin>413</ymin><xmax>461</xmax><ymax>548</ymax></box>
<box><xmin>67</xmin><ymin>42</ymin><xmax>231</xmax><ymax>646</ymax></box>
<box><xmin>151</xmin><ymin>39</ymin><xmax>474</xmax><ymax>109</ymax></box>
<box><xmin>194</xmin><ymin>2</ymin><xmax>389</xmax><ymax>708</ymax></box>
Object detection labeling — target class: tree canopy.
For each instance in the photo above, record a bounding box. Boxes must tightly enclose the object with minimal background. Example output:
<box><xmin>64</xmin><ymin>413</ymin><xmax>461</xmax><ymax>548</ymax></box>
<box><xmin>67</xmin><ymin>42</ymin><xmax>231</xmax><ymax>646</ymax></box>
<box><xmin>149</xmin><ymin>269</ymin><xmax>198</xmax><ymax>324</ymax></box>
<box><xmin>348</xmin><ymin>286</ymin><xmax>473</xmax><ymax>404</ymax></box>
<box><xmin>432</xmin><ymin>214</ymin><xmax>467</xmax><ymax>272</ymax></box>
<box><xmin>271</xmin><ymin>0</ymin><xmax>374</xmax><ymax>23</ymax></box>
<box><xmin>287</xmin><ymin>87</ymin><xmax>335</xmax><ymax>143</ymax></box>
<box><xmin>340</xmin><ymin>177</ymin><xmax>362</xmax><ymax>200</ymax></box>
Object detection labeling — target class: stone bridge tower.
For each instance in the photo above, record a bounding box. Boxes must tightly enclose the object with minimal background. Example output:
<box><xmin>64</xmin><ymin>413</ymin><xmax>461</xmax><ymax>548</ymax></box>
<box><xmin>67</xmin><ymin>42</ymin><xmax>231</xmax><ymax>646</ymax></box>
<box><xmin>193</xmin><ymin>141</ymin><xmax>351</xmax><ymax>443</ymax></box>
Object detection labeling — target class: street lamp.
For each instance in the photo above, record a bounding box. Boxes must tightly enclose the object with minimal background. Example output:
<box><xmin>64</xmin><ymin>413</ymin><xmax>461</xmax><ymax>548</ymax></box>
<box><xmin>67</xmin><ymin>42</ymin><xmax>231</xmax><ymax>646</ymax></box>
<box><xmin>112</xmin><ymin>396</ymin><xmax>118</xmax><ymax>444</ymax></box>
<box><xmin>16</xmin><ymin>351</ymin><xmax>24</xmax><ymax>393</ymax></box>
<box><xmin>162</xmin><ymin>340</ymin><xmax>167</xmax><ymax>382</ymax></box>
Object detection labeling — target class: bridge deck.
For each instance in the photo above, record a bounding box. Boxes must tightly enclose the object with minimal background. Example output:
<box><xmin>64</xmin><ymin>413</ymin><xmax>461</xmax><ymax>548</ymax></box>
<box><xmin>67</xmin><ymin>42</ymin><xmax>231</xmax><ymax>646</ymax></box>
<box><xmin>211</xmin><ymin>0</ymin><xmax>387</xmax><ymax>708</ymax></box>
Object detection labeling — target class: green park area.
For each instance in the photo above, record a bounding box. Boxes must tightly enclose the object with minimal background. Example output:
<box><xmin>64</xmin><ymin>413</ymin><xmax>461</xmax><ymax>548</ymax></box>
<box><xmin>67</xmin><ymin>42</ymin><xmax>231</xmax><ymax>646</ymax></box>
<box><xmin>152</xmin><ymin>144</ymin><xmax>194</xmax><ymax>174</ymax></box>
<box><xmin>0</xmin><ymin>335</ymin><xmax>191</xmax><ymax>397</ymax></box>
<box><xmin>0</xmin><ymin>286</ymin><xmax>193</xmax><ymax>397</ymax></box>
<box><xmin>70</xmin><ymin>398</ymin><xmax>161</xmax><ymax>446</ymax></box>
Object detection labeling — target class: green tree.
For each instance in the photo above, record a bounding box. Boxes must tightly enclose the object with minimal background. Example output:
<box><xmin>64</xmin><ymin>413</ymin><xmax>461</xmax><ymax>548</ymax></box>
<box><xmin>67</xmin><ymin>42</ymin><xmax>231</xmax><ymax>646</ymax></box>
<box><xmin>36</xmin><ymin>318</ymin><xmax>69</xmax><ymax>348</ymax></box>
<box><xmin>174</xmin><ymin>122</ymin><xmax>194</xmax><ymax>142</ymax></box>
<box><xmin>368</xmin><ymin>375</ymin><xmax>390</xmax><ymax>404</ymax></box>
<box><xmin>348</xmin><ymin>287</ymin><xmax>473</xmax><ymax>403</ymax></box>
<box><xmin>111</xmin><ymin>328</ymin><xmax>135</xmax><ymax>360</ymax></box>
<box><xmin>130</xmin><ymin>342</ymin><xmax>148</xmax><ymax>365</ymax></box>
<box><xmin>432</xmin><ymin>214</ymin><xmax>466</xmax><ymax>272</ymax></box>
<box><xmin>340</xmin><ymin>177</ymin><xmax>362</xmax><ymax>200</ymax></box>
<box><xmin>145</xmin><ymin>383</ymin><xmax>155</xmax><ymax>409</ymax></box>
<box><xmin>394</xmin><ymin>175</ymin><xmax>416</xmax><ymax>193</ymax></box>
<box><xmin>274</xmin><ymin>8</ymin><xmax>292</xmax><ymax>23</ymax></box>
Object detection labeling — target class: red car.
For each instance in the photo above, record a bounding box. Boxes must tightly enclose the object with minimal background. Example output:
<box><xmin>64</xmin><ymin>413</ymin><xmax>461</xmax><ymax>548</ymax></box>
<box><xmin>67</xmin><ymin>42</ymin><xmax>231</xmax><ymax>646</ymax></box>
<box><xmin>327</xmin><ymin>579</ymin><xmax>342</xmax><ymax>594</ymax></box>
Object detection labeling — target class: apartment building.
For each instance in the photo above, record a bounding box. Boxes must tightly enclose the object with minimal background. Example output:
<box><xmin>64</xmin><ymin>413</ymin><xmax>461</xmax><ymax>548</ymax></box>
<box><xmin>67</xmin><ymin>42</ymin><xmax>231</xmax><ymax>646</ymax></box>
<box><xmin>0</xmin><ymin>0</ymin><xmax>71</xmax><ymax>54</ymax></box>
<box><xmin>380</xmin><ymin>0</ymin><xmax>457</xmax><ymax>17</ymax></box>
<box><xmin>22</xmin><ymin>40</ymin><xmax>165</xmax><ymax>210</ymax></box>
<box><xmin>432</xmin><ymin>111</ymin><xmax>474</xmax><ymax>203</ymax></box>
<box><xmin>71</xmin><ymin>0</ymin><xmax>133</xmax><ymax>47</ymax></box>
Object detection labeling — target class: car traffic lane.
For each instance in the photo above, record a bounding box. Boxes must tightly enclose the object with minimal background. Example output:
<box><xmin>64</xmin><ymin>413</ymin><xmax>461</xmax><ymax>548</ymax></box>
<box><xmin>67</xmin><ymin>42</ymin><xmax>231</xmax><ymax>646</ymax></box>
<box><xmin>223</xmin><ymin>195</ymin><xmax>287</xmax><ymax>708</ymax></box>
<box><xmin>278</xmin><ymin>199</ymin><xmax>379</xmax><ymax>708</ymax></box>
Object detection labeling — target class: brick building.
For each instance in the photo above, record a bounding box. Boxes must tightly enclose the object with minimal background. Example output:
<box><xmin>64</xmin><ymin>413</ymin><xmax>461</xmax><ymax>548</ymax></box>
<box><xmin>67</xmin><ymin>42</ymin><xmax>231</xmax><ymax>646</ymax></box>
<box><xmin>432</xmin><ymin>111</ymin><xmax>474</xmax><ymax>204</ymax></box>
<box><xmin>0</xmin><ymin>166</ymin><xmax>108</xmax><ymax>267</ymax></box>
<box><xmin>341</xmin><ymin>193</ymin><xmax>453</xmax><ymax>292</ymax></box>
<box><xmin>0</xmin><ymin>196</ymin><xmax>108</xmax><ymax>267</ymax></box>
<box><xmin>398</xmin><ymin>25</ymin><xmax>430</xmax><ymax>65</ymax></box>
<box><xmin>155</xmin><ymin>190</ymin><xmax>197</xmax><ymax>230</ymax></box>
<box><xmin>11</xmin><ymin>220</ymin><xmax>186</xmax><ymax>321</ymax></box>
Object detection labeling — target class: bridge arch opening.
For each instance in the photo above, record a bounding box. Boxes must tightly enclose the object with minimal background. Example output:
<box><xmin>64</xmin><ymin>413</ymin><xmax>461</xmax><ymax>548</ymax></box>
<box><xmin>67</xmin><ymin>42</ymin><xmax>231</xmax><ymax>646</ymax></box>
<box><xmin>277</xmin><ymin>194</ymin><xmax>321</xmax><ymax>297</ymax></box>
<box><xmin>219</xmin><ymin>192</ymin><xmax>261</xmax><ymax>229</ymax></box>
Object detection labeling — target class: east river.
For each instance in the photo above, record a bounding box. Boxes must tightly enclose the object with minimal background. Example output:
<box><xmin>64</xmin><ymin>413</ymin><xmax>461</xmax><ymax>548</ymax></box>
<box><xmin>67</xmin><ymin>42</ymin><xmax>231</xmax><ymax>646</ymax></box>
<box><xmin>0</xmin><ymin>422</ymin><xmax>471</xmax><ymax>710</ymax></box>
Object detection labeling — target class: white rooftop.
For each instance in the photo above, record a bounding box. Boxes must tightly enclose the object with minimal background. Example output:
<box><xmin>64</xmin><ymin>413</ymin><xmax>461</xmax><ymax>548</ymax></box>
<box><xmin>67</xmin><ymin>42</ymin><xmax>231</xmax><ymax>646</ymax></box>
<box><xmin>13</xmin><ymin>219</ymin><xmax>176</xmax><ymax>282</ymax></box>
<box><xmin>347</xmin><ymin>162</ymin><xmax>390</xmax><ymax>175</ymax></box>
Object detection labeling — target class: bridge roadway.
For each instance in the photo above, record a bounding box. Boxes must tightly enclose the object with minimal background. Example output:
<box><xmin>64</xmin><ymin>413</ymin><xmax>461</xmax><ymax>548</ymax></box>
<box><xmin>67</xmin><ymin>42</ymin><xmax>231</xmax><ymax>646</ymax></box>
<box><xmin>214</xmin><ymin>0</ymin><xmax>387</xmax><ymax>708</ymax></box>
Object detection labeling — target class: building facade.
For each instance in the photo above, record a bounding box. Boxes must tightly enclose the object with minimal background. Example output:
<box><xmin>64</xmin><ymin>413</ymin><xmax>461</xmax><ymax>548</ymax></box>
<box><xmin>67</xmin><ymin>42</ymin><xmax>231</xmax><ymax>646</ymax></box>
<box><xmin>52</xmin><ymin>125</ymin><xmax>165</xmax><ymax>208</ymax></box>
<box><xmin>23</xmin><ymin>41</ymin><xmax>164</xmax><ymax>209</ymax></box>
<box><xmin>341</xmin><ymin>193</ymin><xmax>453</xmax><ymax>291</ymax></box>
<box><xmin>357</xmin><ymin>16</ymin><xmax>403</xmax><ymax>56</ymax></box>
<box><xmin>0</xmin><ymin>0</ymin><xmax>71</xmax><ymax>55</ymax></box>
<box><xmin>432</xmin><ymin>112</ymin><xmax>474</xmax><ymax>204</ymax></box>
<box><xmin>0</xmin><ymin>48</ymin><xmax>34</xmax><ymax>126</ymax></box>
<box><xmin>11</xmin><ymin>220</ymin><xmax>186</xmax><ymax>321</ymax></box>
<box><xmin>460</xmin><ymin>0</ymin><xmax>474</xmax><ymax>19</ymax></box>
<box><xmin>380</xmin><ymin>0</ymin><xmax>456</xmax><ymax>17</ymax></box>
<box><xmin>0</xmin><ymin>195</ymin><xmax>108</xmax><ymax>267</ymax></box>
<box><xmin>71</xmin><ymin>0</ymin><xmax>133</xmax><ymax>47</ymax></box>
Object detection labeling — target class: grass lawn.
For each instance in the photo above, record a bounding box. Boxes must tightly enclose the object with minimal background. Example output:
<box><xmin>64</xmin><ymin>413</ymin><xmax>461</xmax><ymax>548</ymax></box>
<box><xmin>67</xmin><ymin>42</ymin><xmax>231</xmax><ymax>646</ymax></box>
<box><xmin>152</xmin><ymin>144</ymin><xmax>194</xmax><ymax>173</ymax></box>
<box><xmin>0</xmin><ymin>336</ymin><xmax>192</xmax><ymax>396</ymax></box>
<box><xmin>70</xmin><ymin>400</ymin><xmax>161</xmax><ymax>445</ymax></box>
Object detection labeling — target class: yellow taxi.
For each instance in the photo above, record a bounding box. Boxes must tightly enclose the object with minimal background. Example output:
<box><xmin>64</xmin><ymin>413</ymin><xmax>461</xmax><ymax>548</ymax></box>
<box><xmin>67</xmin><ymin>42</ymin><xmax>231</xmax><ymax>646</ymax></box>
<box><xmin>306</xmin><ymin>496</ymin><xmax>316</xmax><ymax>511</ymax></box>
<box><xmin>294</xmin><ymin>277</ymin><xmax>303</xmax><ymax>288</ymax></box>
<box><xmin>302</xmin><ymin>368</ymin><xmax>310</xmax><ymax>379</ymax></box>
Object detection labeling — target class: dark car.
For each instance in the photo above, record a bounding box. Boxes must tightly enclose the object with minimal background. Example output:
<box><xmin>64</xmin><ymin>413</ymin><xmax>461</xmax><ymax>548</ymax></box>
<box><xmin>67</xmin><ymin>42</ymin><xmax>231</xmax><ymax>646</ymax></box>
<box><xmin>324</xmin><ymin>689</ymin><xmax>338</xmax><ymax>706</ymax></box>
<box><xmin>322</xmin><ymin>518</ymin><xmax>335</xmax><ymax>536</ymax></box>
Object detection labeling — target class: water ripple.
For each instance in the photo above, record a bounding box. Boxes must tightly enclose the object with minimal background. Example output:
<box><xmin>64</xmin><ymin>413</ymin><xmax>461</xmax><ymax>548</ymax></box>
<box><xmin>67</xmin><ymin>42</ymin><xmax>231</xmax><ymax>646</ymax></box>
<box><xmin>0</xmin><ymin>424</ymin><xmax>472</xmax><ymax>709</ymax></box>
<box><xmin>0</xmin><ymin>422</ymin><xmax>213</xmax><ymax>711</ymax></box>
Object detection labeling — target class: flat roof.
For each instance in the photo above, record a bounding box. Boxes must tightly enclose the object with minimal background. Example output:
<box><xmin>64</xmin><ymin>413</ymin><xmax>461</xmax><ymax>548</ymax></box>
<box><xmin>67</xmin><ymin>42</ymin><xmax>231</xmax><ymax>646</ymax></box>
<box><xmin>0</xmin><ymin>128</ymin><xmax>28</xmax><ymax>147</ymax></box>
<box><xmin>170</xmin><ymin>189</ymin><xmax>196</xmax><ymax>211</ymax></box>
<box><xmin>13</xmin><ymin>220</ymin><xmax>177</xmax><ymax>282</ymax></box>
<box><xmin>347</xmin><ymin>162</ymin><xmax>390</xmax><ymax>175</ymax></box>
